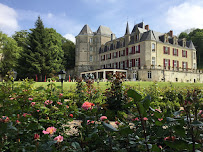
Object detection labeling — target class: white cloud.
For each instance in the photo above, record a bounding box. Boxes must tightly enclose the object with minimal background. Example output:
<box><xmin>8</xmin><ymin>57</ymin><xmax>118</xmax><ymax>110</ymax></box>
<box><xmin>166</xmin><ymin>0</ymin><xmax>203</xmax><ymax>34</ymax></box>
<box><xmin>47</xmin><ymin>13</ymin><xmax>53</xmax><ymax>19</ymax></box>
<box><xmin>0</xmin><ymin>3</ymin><xmax>19</xmax><ymax>35</ymax></box>
<box><xmin>64</xmin><ymin>33</ymin><xmax>75</xmax><ymax>43</ymax></box>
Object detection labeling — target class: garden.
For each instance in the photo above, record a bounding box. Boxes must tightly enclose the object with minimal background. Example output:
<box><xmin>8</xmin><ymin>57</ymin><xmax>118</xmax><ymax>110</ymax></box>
<box><xmin>0</xmin><ymin>73</ymin><xmax>203</xmax><ymax>152</ymax></box>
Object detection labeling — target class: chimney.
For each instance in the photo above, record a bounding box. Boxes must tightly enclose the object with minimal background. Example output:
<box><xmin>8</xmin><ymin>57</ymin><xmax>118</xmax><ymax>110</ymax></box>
<box><xmin>111</xmin><ymin>34</ymin><xmax>113</xmax><ymax>41</ymax></box>
<box><xmin>169</xmin><ymin>30</ymin><xmax>173</xmax><ymax>37</ymax></box>
<box><xmin>145</xmin><ymin>25</ymin><xmax>149</xmax><ymax>31</ymax></box>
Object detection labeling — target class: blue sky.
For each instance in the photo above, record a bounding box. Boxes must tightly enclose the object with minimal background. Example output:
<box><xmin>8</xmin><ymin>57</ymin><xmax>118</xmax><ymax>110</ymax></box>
<box><xmin>0</xmin><ymin>0</ymin><xmax>203</xmax><ymax>43</ymax></box>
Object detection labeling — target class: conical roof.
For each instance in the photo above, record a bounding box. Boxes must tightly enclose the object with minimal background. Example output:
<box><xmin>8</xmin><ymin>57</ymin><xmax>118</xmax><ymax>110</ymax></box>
<box><xmin>125</xmin><ymin>22</ymin><xmax>130</xmax><ymax>35</ymax></box>
<box><xmin>78</xmin><ymin>24</ymin><xmax>93</xmax><ymax>35</ymax></box>
<box><xmin>187</xmin><ymin>40</ymin><xmax>196</xmax><ymax>50</ymax></box>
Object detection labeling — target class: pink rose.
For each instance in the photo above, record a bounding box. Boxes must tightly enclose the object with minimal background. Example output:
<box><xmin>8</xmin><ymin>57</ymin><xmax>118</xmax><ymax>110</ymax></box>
<box><xmin>143</xmin><ymin>117</ymin><xmax>148</xmax><ymax>121</ymax></box>
<box><xmin>158</xmin><ymin>118</ymin><xmax>163</xmax><ymax>121</ymax></box>
<box><xmin>31</xmin><ymin>102</ymin><xmax>36</xmax><ymax>106</ymax></box>
<box><xmin>28</xmin><ymin>98</ymin><xmax>33</xmax><ymax>101</ymax></box>
<box><xmin>16</xmin><ymin>120</ymin><xmax>20</xmax><ymax>124</ymax></box>
<box><xmin>57</xmin><ymin>102</ymin><xmax>62</xmax><ymax>105</ymax></box>
<box><xmin>34</xmin><ymin>133</ymin><xmax>40</xmax><ymax>140</ymax></box>
<box><xmin>69</xmin><ymin>114</ymin><xmax>73</xmax><ymax>118</ymax></box>
<box><xmin>44</xmin><ymin>100</ymin><xmax>53</xmax><ymax>105</ymax></box>
<box><xmin>115</xmin><ymin>121</ymin><xmax>120</xmax><ymax>125</ymax></box>
<box><xmin>132</xmin><ymin>117</ymin><xmax>139</xmax><ymax>121</ymax></box>
<box><xmin>10</xmin><ymin>97</ymin><xmax>14</xmax><ymax>100</ymax></box>
<box><xmin>82</xmin><ymin>101</ymin><xmax>94</xmax><ymax>110</ymax></box>
<box><xmin>42</xmin><ymin>127</ymin><xmax>56</xmax><ymax>135</ymax></box>
<box><xmin>54</xmin><ymin>135</ymin><xmax>63</xmax><ymax>142</ymax></box>
<box><xmin>100</xmin><ymin>116</ymin><xmax>107</xmax><ymax>121</ymax></box>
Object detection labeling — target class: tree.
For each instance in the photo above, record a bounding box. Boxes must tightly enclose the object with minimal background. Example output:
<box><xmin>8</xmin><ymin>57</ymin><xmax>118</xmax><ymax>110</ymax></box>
<box><xmin>178</xmin><ymin>32</ymin><xmax>188</xmax><ymax>39</ymax></box>
<box><xmin>62</xmin><ymin>38</ymin><xmax>75</xmax><ymax>69</ymax></box>
<box><xmin>0</xmin><ymin>31</ymin><xmax>20</xmax><ymax>77</ymax></box>
<box><xmin>16</xmin><ymin>17</ymin><xmax>64</xmax><ymax>81</ymax></box>
<box><xmin>179</xmin><ymin>29</ymin><xmax>203</xmax><ymax>69</ymax></box>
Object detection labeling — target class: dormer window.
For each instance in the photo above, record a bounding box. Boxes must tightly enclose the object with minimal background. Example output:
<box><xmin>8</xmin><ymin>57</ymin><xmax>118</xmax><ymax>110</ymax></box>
<box><xmin>164</xmin><ymin>34</ymin><xmax>168</xmax><ymax>43</ymax></box>
<box><xmin>135</xmin><ymin>34</ymin><xmax>139</xmax><ymax>41</ymax></box>
<box><xmin>173</xmin><ymin>37</ymin><xmax>178</xmax><ymax>45</ymax></box>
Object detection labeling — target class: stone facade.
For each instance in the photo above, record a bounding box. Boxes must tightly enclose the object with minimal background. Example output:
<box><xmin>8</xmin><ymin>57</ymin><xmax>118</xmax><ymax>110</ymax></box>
<box><xmin>74</xmin><ymin>22</ymin><xmax>203</xmax><ymax>83</ymax></box>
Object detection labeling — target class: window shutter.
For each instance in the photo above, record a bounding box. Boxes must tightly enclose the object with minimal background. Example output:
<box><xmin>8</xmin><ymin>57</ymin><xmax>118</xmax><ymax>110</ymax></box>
<box><xmin>138</xmin><ymin>58</ymin><xmax>140</xmax><ymax>67</ymax></box>
<box><xmin>186</xmin><ymin>62</ymin><xmax>188</xmax><ymax>69</ymax></box>
<box><xmin>182</xmin><ymin>62</ymin><xmax>184</xmax><ymax>68</ymax></box>
<box><xmin>138</xmin><ymin>45</ymin><xmax>140</xmax><ymax>53</ymax></box>
<box><xmin>177</xmin><ymin>61</ymin><xmax>179</xmax><ymax>68</ymax></box>
<box><xmin>168</xmin><ymin>59</ymin><xmax>170</xmax><ymax>68</ymax></box>
<box><xmin>106</xmin><ymin>54</ymin><xmax>107</xmax><ymax>60</ymax></box>
<box><xmin>119</xmin><ymin>51</ymin><xmax>120</xmax><ymax>57</ymax></box>
<box><xmin>168</xmin><ymin>47</ymin><xmax>170</xmax><ymax>55</ymax></box>
<box><xmin>119</xmin><ymin>62</ymin><xmax>120</xmax><ymax>69</ymax></box>
<box><xmin>104</xmin><ymin>55</ymin><xmax>105</xmax><ymax>60</ymax></box>
<box><xmin>173</xmin><ymin>60</ymin><xmax>174</xmax><ymax>67</ymax></box>
<box><xmin>123</xmin><ymin>61</ymin><xmax>125</xmax><ymax>69</ymax></box>
<box><xmin>173</xmin><ymin>48</ymin><xmax>174</xmax><ymax>55</ymax></box>
<box><xmin>182</xmin><ymin>50</ymin><xmax>183</xmax><ymax>57</ymax></box>
<box><xmin>127</xmin><ymin>60</ymin><xmax>129</xmax><ymax>68</ymax></box>
<box><xmin>186</xmin><ymin>51</ymin><xmax>187</xmax><ymax>58</ymax></box>
<box><xmin>177</xmin><ymin>49</ymin><xmax>178</xmax><ymax>56</ymax></box>
<box><xmin>110</xmin><ymin>53</ymin><xmax>111</xmax><ymax>59</ymax></box>
<box><xmin>123</xmin><ymin>50</ymin><xmax>125</xmax><ymax>56</ymax></box>
<box><xmin>116</xmin><ymin>52</ymin><xmax>118</xmax><ymax>58</ymax></box>
<box><xmin>164</xmin><ymin>59</ymin><xmax>165</xmax><ymax>67</ymax></box>
<box><xmin>163</xmin><ymin>46</ymin><xmax>165</xmax><ymax>54</ymax></box>
<box><xmin>133</xmin><ymin>46</ymin><xmax>135</xmax><ymax>54</ymax></box>
<box><xmin>112</xmin><ymin>53</ymin><xmax>114</xmax><ymax>59</ymax></box>
<box><xmin>126</xmin><ymin>48</ymin><xmax>128</xmax><ymax>55</ymax></box>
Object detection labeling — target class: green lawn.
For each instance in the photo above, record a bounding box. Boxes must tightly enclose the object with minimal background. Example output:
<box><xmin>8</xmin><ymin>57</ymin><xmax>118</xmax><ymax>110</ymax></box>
<box><xmin>32</xmin><ymin>81</ymin><xmax>203</xmax><ymax>92</ymax></box>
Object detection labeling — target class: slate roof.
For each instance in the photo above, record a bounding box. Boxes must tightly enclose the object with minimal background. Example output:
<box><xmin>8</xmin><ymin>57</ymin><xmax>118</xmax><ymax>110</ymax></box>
<box><xmin>78</xmin><ymin>24</ymin><xmax>93</xmax><ymax>35</ymax></box>
<box><xmin>97</xmin><ymin>25</ymin><xmax>112</xmax><ymax>36</ymax></box>
<box><xmin>125</xmin><ymin>22</ymin><xmax>130</xmax><ymax>35</ymax></box>
<box><xmin>187</xmin><ymin>40</ymin><xmax>196</xmax><ymax>49</ymax></box>
<box><xmin>140</xmin><ymin>30</ymin><xmax>156</xmax><ymax>41</ymax></box>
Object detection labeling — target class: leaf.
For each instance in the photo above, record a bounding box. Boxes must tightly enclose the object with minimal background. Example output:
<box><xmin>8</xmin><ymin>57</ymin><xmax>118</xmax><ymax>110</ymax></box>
<box><xmin>102</xmin><ymin>122</ymin><xmax>118</xmax><ymax>132</ymax></box>
<box><xmin>166</xmin><ymin>117</ymin><xmax>176</xmax><ymax>122</ymax></box>
<box><xmin>119</xmin><ymin>126</ymin><xmax>133</xmax><ymax>135</ymax></box>
<box><xmin>71</xmin><ymin>142</ymin><xmax>81</xmax><ymax>149</ymax></box>
<box><xmin>142</xmin><ymin>95</ymin><xmax>151</xmax><ymax>109</ymax></box>
<box><xmin>191</xmin><ymin>120</ymin><xmax>203</xmax><ymax>127</ymax></box>
<box><xmin>173</xmin><ymin>110</ymin><xmax>182</xmax><ymax>117</ymax></box>
<box><xmin>152</xmin><ymin>145</ymin><xmax>161</xmax><ymax>152</ymax></box>
<box><xmin>127</xmin><ymin>89</ymin><xmax>142</xmax><ymax>102</ymax></box>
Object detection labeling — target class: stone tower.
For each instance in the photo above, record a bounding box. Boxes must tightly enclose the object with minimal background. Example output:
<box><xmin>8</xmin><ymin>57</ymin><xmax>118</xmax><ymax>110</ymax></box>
<box><xmin>75</xmin><ymin>24</ymin><xmax>114</xmax><ymax>75</ymax></box>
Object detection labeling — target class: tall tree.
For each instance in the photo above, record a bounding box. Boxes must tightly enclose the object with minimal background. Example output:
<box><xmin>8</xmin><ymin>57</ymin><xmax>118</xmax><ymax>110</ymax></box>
<box><xmin>62</xmin><ymin>38</ymin><xmax>75</xmax><ymax>69</ymax></box>
<box><xmin>0</xmin><ymin>31</ymin><xmax>20</xmax><ymax>77</ymax></box>
<box><xmin>16</xmin><ymin>17</ymin><xmax>64</xmax><ymax>81</ymax></box>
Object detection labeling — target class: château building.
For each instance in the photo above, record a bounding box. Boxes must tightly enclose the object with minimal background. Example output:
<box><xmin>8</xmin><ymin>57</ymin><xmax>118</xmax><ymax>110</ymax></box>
<box><xmin>74</xmin><ymin>22</ymin><xmax>203</xmax><ymax>83</ymax></box>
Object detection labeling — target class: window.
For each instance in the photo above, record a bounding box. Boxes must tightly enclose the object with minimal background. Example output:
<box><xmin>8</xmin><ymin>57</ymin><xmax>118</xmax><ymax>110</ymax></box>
<box><xmin>152</xmin><ymin>57</ymin><xmax>155</xmax><ymax>65</ymax></box>
<box><xmin>193</xmin><ymin>63</ymin><xmax>196</xmax><ymax>69</ymax></box>
<box><xmin>182</xmin><ymin>62</ymin><xmax>187</xmax><ymax>69</ymax></box>
<box><xmin>163</xmin><ymin>59</ymin><xmax>170</xmax><ymax>69</ymax></box>
<box><xmin>129</xmin><ymin>47</ymin><xmax>132</xmax><ymax>54</ymax></box>
<box><xmin>173</xmin><ymin>60</ymin><xmax>177</xmax><ymax>67</ymax></box>
<box><xmin>106</xmin><ymin>64</ymin><xmax>111</xmax><ymax>68</ymax></box>
<box><xmin>113</xmin><ymin>52</ymin><xmax>117</xmax><ymax>58</ymax></box>
<box><xmin>125</xmin><ymin>60</ymin><xmax>128</xmax><ymax>69</ymax></box>
<box><xmin>173</xmin><ymin>48</ymin><xmax>178</xmax><ymax>56</ymax></box>
<box><xmin>101</xmin><ymin>65</ymin><xmax>105</xmax><ymax>69</ymax></box>
<box><xmin>129</xmin><ymin>60</ymin><xmax>132</xmax><ymax>67</ymax></box>
<box><xmin>182</xmin><ymin>50</ymin><xmax>187</xmax><ymax>57</ymax></box>
<box><xmin>193</xmin><ymin>52</ymin><xmax>196</xmax><ymax>59</ymax></box>
<box><xmin>148</xmin><ymin>71</ymin><xmax>152</xmax><ymax>79</ymax></box>
<box><xmin>112</xmin><ymin>63</ymin><xmax>114</xmax><ymax>68</ymax></box>
<box><xmin>135</xmin><ymin>58</ymin><xmax>139</xmax><ymax>67</ymax></box>
<box><xmin>107</xmin><ymin>53</ymin><xmax>111</xmax><ymax>59</ymax></box>
<box><xmin>121</xmin><ymin>50</ymin><xmax>125</xmax><ymax>56</ymax></box>
<box><xmin>89</xmin><ymin>38</ymin><xmax>93</xmax><ymax>43</ymax></box>
<box><xmin>113</xmin><ymin>44</ymin><xmax>116</xmax><ymax>49</ymax></box>
<box><xmin>135</xmin><ymin>35</ymin><xmax>139</xmax><ymax>41</ymax></box>
<box><xmin>90</xmin><ymin>46</ymin><xmax>93</xmax><ymax>51</ymax></box>
<box><xmin>101</xmin><ymin>55</ymin><xmax>105</xmax><ymax>61</ymax></box>
<box><xmin>152</xmin><ymin>43</ymin><xmax>155</xmax><ymax>52</ymax></box>
<box><xmin>135</xmin><ymin>45</ymin><xmax>140</xmax><ymax>53</ymax></box>
<box><xmin>120</xmin><ymin>62</ymin><xmax>123</xmax><ymax>69</ymax></box>
<box><xmin>89</xmin><ymin>55</ymin><xmax>93</xmax><ymax>62</ymax></box>
<box><xmin>164</xmin><ymin>46</ymin><xmax>170</xmax><ymax>54</ymax></box>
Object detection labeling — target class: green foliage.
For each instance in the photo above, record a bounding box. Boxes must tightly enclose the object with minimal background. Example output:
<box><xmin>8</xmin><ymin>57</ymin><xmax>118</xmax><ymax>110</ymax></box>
<box><xmin>0</xmin><ymin>31</ymin><xmax>20</xmax><ymax>77</ymax></box>
<box><xmin>179</xmin><ymin>29</ymin><xmax>203</xmax><ymax>68</ymax></box>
